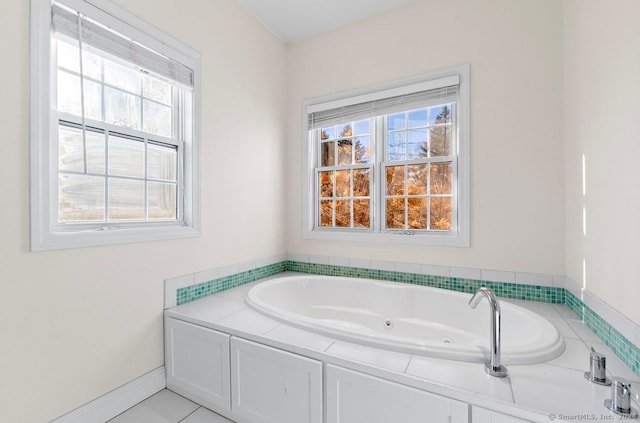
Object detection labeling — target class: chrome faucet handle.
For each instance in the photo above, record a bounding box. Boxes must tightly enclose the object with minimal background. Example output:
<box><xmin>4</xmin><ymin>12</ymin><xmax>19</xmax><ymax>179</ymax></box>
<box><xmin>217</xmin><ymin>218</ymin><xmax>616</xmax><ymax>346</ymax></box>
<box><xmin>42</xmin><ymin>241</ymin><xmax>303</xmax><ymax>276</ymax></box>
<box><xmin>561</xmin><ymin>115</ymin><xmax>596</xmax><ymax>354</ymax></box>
<box><xmin>584</xmin><ymin>347</ymin><xmax>611</xmax><ymax>386</ymax></box>
<box><xmin>605</xmin><ymin>378</ymin><xmax>638</xmax><ymax>417</ymax></box>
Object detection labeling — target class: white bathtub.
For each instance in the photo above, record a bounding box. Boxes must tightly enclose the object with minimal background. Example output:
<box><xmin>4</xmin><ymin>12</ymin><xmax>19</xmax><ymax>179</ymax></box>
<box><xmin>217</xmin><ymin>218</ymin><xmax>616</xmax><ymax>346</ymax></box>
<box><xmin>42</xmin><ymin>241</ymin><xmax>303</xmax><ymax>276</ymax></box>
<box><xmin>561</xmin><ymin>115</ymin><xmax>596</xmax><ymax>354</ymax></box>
<box><xmin>246</xmin><ymin>275</ymin><xmax>565</xmax><ymax>364</ymax></box>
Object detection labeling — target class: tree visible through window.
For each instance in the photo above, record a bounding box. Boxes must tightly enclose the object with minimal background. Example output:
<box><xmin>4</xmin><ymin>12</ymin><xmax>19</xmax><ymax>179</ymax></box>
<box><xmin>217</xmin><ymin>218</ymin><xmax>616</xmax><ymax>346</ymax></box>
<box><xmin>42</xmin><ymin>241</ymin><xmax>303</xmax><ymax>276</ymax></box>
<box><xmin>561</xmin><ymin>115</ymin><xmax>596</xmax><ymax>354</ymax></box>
<box><xmin>304</xmin><ymin>68</ymin><xmax>469</xmax><ymax>246</ymax></box>
<box><xmin>314</xmin><ymin>104</ymin><xmax>455</xmax><ymax>233</ymax></box>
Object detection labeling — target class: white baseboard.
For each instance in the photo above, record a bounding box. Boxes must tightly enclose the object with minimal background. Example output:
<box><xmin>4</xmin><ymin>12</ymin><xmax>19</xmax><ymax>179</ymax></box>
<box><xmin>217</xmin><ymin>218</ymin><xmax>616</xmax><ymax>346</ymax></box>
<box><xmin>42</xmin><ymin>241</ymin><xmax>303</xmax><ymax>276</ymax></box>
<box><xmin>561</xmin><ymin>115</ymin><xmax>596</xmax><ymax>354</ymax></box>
<box><xmin>49</xmin><ymin>367</ymin><xmax>166</xmax><ymax>423</ymax></box>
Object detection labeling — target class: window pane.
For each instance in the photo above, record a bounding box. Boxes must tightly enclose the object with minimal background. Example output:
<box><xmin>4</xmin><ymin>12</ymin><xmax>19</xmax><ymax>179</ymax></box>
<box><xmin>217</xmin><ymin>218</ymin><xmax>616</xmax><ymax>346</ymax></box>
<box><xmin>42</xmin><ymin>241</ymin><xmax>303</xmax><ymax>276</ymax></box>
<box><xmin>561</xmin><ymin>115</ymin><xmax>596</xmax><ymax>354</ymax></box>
<box><xmin>83</xmin><ymin>78</ymin><xmax>102</xmax><ymax>121</ymax></box>
<box><xmin>430</xmin><ymin>197</ymin><xmax>452</xmax><ymax>230</ymax></box>
<box><xmin>57</xmin><ymin>39</ymin><xmax>79</xmax><ymax>72</ymax></box>
<box><xmin>354</xmin><ymin>136</ymin><xmax>370</xmax><ymax>164</ymax></box>
<box><xmin>109</xmin><ymin>135</ymin><xmax>144</xmax><ymax>178</ymax></box>
<box><xmin>337</xmin><ymin>139</ymin><xmax>352</xmax><ymax>165</ymax></box>
<box><xmin>57</xmin><ymin>70</ymin><xmax>81</xmax><ymax>116</ymax></box>
<box><xmin>143</xmin><ymin>75</ymin><xmax>171</xmax><ymax>105</ymax></box>
<box><xmin>429</xmin><ymin>124</ymin><xmax>452</xmax><ymax>157</ymax></box>
<box><xmin>388</xmin><ymin>113</ymin><xmax>405</xmax><ymax>130</ymax></box>
<box><xmin>354</xmin><ymin>120</ymin><xmax>369</xmax><ymax>135</ymax></box>
<box><xmin>82</xmin><ymin>49</ymin><xmax>102</xmax><ymax>81</ymax></box>
<box><xmin>105</xmin><ymin>87</ymin><xmax>141</xmax><ymax>130</ymax></box>
<box><xmin>59</xmin><ymin>126</ymin><xmax>105</xmax><ymax>174</ymax></box>
<box><xmin>386</xmin><ymin>198</ymin><xmax>405</xmax><ymax>229</ymax></box>
<box><xmin>321</xmin><ymin>127</ymin><xmax>335</xmax><ymax>140</ymax></box>
<box><xmin>108</xmin><ymin>178</ymin><xmax>144</xmax><ymax>221</ymax></box>
<box><xmin>430</xmin><ymin>162</ymin><xmax>452</xmax><ymax>194</ymax></box>
<box><xmin>335</xmin><ymin>170</ymin><xmax>350</xmax><ymax>197</ymax></box>
<box><xmin>148</xmin><ymin>143</ymin><xmax>177</xmax><ymax>181</ymax></box>
<box><xmin>104</xmin><ymin>60</ymin><xmax>141</xmax><ymax>93</ymax></box>
<box><xmin>408</xmin><ymin>198</ymin><xmax>427</xmax><ymax>229</ymax></box>
<box><xmin>407</xmin><ymin>164</ymin><xmax>427</xmax><ymax>195</ymax></box>
<box><xmin>143</xmin><ymin>100</ymin><xmax>172</xmax><ymax>137</ymax></box>
<box><xmin>353</xmin><ymin>199</ymin><xmax>370</xmax><ymax>228</ymax></box>
<box><xmin>335</xmin><ymin>200</ymin><xmax>350</xmax><ymax>227</ymax></box>
<box><xmin>58</xmin><ymin>174</ymin><xmax>105</xmax><ymax>222</ymax></box>
<box><xmin>408</xmin><ymin>109</ymin><xmax>428</xmax><ymax>128</ymax></box>
<box><xmin>407</xmin><ymin>129</ymin><xmax>428</xmax><ymax>159</ymax></box>
<box><xmin>387</xmin><ymin>132</ymin><xmax>405</xmax><ymax>161</ymax></box>
<box><xmin>338</xmin><ymin>123</ymin><xmax>352</xmax><ymax>137</ymax></box>
<box><xmin>57</xmin><ymin>40</ymin><xmax>102</xmax><ymax>80</ymax></box>
<box><xmin>319</xmin><ymin>200</ymin><xmax>333</xmax><ymax>227</ymax></box>
<box><xmin>321</xmin><ymin>142</ymin><xmax>335</xmax><ymax>167</ymax></box>
<box><xmin>319</xmin><ymin>171</ymin><xmax>334</xmax><ymax>198</ymax></box>
<box><xmin>385</xmin><ymin>166</ymin><xmax>404</xmax><ymax>196</ymax></box>
<box><xmin>430</xmin><ymin>105</ymin><xmax>452</xmax><ymax>124</ymax></box>
<box><xmin>353</xmin><ymin>169</ymin><xmax>370</xmax><ymax>197</ymax></box>
<box><xmin>148</xmin><ymin>182</ymin><xmax>177</xmax><ymax>220</ymax></box>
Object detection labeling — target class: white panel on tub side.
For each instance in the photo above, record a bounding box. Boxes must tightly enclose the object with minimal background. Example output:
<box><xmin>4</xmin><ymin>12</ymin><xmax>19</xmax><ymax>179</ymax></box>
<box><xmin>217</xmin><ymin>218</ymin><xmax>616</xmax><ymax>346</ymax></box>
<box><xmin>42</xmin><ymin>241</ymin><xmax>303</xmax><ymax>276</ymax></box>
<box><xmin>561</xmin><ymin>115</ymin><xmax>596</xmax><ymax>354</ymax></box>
<box><xmin>325</xmin><ymin>364</ymin><xmax>469</xmax><ymax>423</ymax></box>
<box><xmin>230</xmin><ymin>337</ymin><xmax>323</xmax><ymax>423</ymax></box>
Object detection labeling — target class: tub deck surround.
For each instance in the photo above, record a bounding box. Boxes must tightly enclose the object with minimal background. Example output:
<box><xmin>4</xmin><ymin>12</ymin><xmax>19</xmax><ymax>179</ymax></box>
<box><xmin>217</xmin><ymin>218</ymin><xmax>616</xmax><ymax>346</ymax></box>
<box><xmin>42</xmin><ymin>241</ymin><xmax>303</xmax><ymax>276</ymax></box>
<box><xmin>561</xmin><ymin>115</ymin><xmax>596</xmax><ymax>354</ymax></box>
<box><xmin>245</xmin><ymin>275</ymin><xmax>565</xmax><ymax>365</ymax></box>
<box><xmin>165</xmin><ymin>259</ymin><xmax>640</xmax><ymax>378</ymax></box>
<box><xmin>165</xmin><ymin>273</ymin><xmax>640</xmax><ymax>423</ymax></box>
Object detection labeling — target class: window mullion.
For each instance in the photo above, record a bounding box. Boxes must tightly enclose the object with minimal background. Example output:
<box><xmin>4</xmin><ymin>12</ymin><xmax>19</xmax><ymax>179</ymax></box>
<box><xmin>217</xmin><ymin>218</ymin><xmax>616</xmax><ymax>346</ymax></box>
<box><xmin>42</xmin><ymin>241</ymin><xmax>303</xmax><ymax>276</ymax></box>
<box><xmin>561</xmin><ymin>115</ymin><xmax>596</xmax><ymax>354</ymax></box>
<box><xmin>103</xmin><ymin>130</ymin><xmax>110</xmax><ymax>223</ymax></box>
<box><xmin>375</xmin><ymin>116</ymin><xmax>385</xmax><ymax>233</ymax></box>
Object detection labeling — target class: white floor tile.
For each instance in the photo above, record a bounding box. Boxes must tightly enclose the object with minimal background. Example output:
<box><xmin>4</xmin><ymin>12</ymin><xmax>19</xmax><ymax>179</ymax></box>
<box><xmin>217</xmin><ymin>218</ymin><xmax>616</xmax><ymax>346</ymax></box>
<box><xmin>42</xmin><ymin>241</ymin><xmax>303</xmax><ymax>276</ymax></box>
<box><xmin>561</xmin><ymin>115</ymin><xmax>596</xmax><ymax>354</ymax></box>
<box><xmin>325</xmin><ymin>341</ymin><xmax>411</xmax><ymax>373</ymax></box>
<box><xmin>108</xmin><ymin>390</ymin><xmax>198</xmax><ymax>423</ymax></box>
<box><xmin>182</xmin><ymin>407</ymin><xmax>234</xmax><ymax>423</ymax></box>
<box><xmin>406</xmin><ymin>355</ymin><xmax>514</xmax><ymax>403</ymax></box>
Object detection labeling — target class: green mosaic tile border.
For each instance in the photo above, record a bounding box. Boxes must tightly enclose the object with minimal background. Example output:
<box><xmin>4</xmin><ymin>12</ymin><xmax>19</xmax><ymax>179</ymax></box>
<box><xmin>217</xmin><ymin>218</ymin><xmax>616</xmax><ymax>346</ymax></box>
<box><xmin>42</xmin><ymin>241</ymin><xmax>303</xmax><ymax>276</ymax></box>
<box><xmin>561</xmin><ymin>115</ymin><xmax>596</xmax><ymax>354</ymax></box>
<box><xmin>286</xmin><ymin>261</ymin><xmax>565</xmax><ymax>304</ymax></box>
<box><xmin>566</xmin><ymin>291</ymin><xmax>640</xmax><ymax>377</ymax></box>
<box><xmin>176</xmin><ymin>262</ymin><xmax>286</xmax><ymax>305</ymax></box>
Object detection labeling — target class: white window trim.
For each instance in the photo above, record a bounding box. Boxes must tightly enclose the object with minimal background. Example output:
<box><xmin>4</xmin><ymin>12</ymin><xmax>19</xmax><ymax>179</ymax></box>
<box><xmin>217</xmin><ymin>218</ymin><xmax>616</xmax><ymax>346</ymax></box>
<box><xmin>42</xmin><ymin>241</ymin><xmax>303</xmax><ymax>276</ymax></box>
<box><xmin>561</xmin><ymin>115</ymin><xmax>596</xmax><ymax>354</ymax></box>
<box><xmin>30</xmin><ymin>0</ymin><xmax>202</xmax><ymax>251</ymax></box>
<box><xmin>302</xmin><ymin>65</ymin><xmax>470</xmax><ymax>247</ymax></box>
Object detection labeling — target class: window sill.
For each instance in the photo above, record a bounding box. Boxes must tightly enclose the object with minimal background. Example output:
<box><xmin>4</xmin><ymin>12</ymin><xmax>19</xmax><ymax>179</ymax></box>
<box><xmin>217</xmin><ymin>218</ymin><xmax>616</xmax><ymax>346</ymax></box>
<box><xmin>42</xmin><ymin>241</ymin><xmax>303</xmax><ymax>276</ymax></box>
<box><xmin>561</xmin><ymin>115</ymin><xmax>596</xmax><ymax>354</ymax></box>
<box><xmin>302</xmin><ymin>228</ymin><xmax>469</xmax><ymax>247</ymax></box>
<box><xmin>31</xmin><ymin>224</ymin><xmax>200</xmax><ymax>252</ymax></box>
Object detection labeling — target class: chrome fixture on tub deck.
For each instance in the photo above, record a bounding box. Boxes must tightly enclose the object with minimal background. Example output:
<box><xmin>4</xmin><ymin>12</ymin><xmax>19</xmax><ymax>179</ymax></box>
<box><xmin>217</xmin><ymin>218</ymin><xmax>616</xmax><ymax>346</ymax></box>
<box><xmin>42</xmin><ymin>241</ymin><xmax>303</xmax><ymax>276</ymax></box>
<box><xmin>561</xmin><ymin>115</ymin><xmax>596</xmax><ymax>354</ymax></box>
<box><xmin>468</xmin><ymin>287</ymin><xmax>508</xmax><ymax>378</ymax></box>
<box><xmin>605</xmin><ymin>378</ymin><xmax>638</xmax><ymax>417</ymax></box>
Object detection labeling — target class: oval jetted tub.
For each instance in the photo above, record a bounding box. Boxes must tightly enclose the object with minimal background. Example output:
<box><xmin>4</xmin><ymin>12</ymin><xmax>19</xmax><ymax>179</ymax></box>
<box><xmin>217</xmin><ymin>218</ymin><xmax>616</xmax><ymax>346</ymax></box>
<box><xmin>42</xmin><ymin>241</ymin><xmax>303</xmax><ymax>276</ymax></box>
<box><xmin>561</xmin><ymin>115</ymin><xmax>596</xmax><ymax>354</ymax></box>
<box><xmin>246</xmin><ymin>275</ymin><xmax>565</xmax><ymax>365</ymax></box>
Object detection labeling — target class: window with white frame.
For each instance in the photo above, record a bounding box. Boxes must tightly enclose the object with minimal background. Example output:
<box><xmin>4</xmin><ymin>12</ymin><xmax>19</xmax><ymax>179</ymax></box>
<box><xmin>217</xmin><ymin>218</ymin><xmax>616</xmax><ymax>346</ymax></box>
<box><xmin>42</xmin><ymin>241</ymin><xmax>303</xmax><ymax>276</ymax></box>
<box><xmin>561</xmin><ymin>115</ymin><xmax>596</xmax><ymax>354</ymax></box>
<box><xmin>31</xmin><ymin>0</ymin><xmax>201</xmax><ymax>251</ymax></box>
<box><xmin>303</xmin><ymin>67</ymin><xmax>470</xmax><ymax>246</ymax></box>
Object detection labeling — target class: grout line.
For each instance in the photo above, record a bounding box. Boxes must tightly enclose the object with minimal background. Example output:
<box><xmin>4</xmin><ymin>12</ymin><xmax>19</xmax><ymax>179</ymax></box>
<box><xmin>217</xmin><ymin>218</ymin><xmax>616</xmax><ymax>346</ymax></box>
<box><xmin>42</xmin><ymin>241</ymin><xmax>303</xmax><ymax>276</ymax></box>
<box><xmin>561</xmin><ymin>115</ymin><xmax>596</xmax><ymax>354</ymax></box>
<box><xmin>177</xmin><ymin>406</ymin><xmax>200</xmax><ymax>423</ymax></box>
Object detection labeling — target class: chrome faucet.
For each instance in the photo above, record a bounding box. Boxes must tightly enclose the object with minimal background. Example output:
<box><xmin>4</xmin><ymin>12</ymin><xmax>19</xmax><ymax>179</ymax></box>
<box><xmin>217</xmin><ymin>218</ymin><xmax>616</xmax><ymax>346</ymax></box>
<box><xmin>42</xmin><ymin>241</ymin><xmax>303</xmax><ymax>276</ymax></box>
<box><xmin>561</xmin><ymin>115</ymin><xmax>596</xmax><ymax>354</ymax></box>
<box><xmin>468</xmin><ymin>287</ymin><xmax>508</xmax><ymax>378</ymax></box>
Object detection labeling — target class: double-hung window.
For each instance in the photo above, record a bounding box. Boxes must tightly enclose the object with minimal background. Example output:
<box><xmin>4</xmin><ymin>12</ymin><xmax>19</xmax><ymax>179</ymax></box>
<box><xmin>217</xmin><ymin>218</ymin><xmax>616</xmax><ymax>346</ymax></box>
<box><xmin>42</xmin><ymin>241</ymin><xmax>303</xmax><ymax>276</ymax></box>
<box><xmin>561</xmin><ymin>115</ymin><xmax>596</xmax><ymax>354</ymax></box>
<box><xmin>303</xmin><ymin>66</ymin><xmax>470</xmax><ymax>246</ymax></box>
<box><xmin>31</xmin><ymin>0</ymin><xmax>201</xmax><ymax>251</ymax></box>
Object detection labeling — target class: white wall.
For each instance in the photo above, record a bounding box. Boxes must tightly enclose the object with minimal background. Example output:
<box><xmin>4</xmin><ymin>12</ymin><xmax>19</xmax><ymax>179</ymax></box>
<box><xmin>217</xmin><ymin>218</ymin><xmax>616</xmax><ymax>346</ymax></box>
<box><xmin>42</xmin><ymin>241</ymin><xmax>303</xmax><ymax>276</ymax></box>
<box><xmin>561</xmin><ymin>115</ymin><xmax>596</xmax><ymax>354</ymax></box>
<box><xmin>0</xmin><ymin>0</ymin><xmax>287</xmax><ymax>421</ymax></box>
<box><xmin>286</xmin><ymin>0</ymin><xmax>565</xmax><ymax>275</ymax></box>
<box><xmin>564</xmin><ymin>0</ymin><xmax>640</xmax><ymax>325</ymax></box>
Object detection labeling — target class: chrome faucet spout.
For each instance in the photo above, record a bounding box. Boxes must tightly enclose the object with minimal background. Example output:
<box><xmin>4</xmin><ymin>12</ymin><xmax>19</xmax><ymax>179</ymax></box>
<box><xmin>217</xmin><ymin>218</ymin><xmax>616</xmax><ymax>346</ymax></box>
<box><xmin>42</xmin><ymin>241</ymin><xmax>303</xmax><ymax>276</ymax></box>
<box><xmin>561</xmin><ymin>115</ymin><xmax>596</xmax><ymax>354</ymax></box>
<box><xmin>469</xmin><ymin>287</ymin><xmax>508</xmax><ymax>378</ymax></box>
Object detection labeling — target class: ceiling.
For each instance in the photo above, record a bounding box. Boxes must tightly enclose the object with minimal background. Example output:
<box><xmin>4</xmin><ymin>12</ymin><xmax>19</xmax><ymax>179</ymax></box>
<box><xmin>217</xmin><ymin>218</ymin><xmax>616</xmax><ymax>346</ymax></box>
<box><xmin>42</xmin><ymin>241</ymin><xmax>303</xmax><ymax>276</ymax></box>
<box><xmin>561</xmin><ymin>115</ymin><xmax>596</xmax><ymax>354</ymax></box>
<box><xmin>237</xmin><ymin>0</ymin><xmax>413</xmax><ymax>43</ymax></box>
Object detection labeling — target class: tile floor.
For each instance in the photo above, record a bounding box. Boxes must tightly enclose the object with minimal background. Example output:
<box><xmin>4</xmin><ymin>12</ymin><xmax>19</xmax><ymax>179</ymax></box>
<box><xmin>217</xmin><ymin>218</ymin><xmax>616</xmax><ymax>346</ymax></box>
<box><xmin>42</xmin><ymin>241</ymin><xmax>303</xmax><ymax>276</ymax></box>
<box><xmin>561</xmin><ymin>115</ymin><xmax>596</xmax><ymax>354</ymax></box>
<box><xmin>107</xmin><ymin>389</ymin><xmax>234</xmax><ymax>423</ymax></box>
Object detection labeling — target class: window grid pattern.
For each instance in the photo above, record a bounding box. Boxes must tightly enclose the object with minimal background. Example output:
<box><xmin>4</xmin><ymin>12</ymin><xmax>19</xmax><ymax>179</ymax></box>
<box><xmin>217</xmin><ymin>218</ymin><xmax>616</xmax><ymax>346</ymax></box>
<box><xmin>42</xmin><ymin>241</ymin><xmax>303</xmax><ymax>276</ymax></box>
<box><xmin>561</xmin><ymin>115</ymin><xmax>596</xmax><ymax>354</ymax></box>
<box><xmin>312</xmin><ymin>104</ymin><xmax>457</xmax><ymax>234</ymax></box>
<box><xmin>316</xmin><ymin>120</ymin><xmax>373</xmax><ymax>229</ymax></box>
<box><xmin>54</xmin><ymin>36</ymin><xmax>182</xmax><ymax>226</ymax></box>
<box><xmin>383</xmin><ymin>104</ymin><xmax>456</xmax><ymax>232</ymax></box>
<box><xmin>57</xmin><ymin>122</ymin><xmax>179</xmax><ymax>223</ymax></box>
